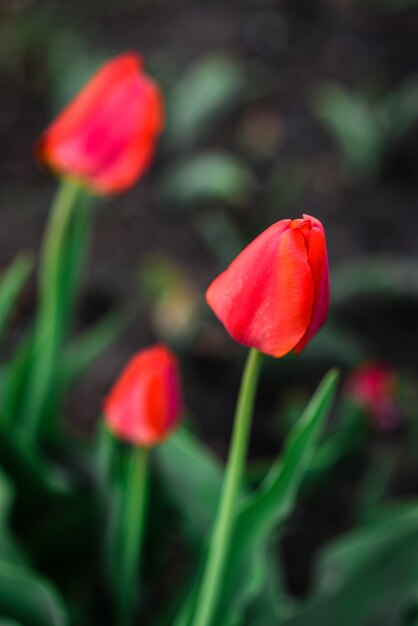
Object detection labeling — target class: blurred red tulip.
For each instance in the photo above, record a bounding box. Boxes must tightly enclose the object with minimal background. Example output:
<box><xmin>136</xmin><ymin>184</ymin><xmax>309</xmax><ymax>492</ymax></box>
<box><xmin>345</xmin><ymin>361</ymin><xmax>401</xmax><ymax>432</ymax></box>
<box><xmin>206</xmin><ymin>215</ymin><xmax>329</xmax><ymax>358</ymax></box>
<box><xmin>103</xmin><ymin>345</ymin><xmax>182</xmax><ymax>447</ymax></box>
<box><xmin>37</xmin><ymin>52</ymin><xmax>164</xmax><ymax>194</ymax></box>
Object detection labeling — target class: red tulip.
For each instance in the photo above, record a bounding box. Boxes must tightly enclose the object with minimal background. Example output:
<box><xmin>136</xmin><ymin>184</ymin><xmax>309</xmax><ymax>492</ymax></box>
<box><xmin>37</xmin><ymin>52</ymin><xmax>164</xmax><ymax>194</ymax></box>
<box><xmin>345</xmin><ymin>361</ymin><xmax>401</xmax><ymax>432</ymax></box>
<box><xmin>206</xmin><ymin>215</ymin><xmax>329</xmax><ymax>358</ymax></box>
<box><xmin>103</xmin><ymin>345</ymin><xmax>183</xmax><ymax>447</ymax></box>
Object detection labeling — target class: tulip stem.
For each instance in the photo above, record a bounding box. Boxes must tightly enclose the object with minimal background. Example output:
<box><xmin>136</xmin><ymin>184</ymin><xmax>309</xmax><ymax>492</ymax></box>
<box><xmin>118</xmin><ymin>445</ymin><xmax>149</xmax><ymax>626</ymax></box>
<box><xmin>20</xmin><ymin>178</ymin><xmax>90</xmax><ymax>439</ymax></box>
<box><xmin>192</xmin><ymin>348</ymin><xmax>263</xmax><ymax>626</ymax></box>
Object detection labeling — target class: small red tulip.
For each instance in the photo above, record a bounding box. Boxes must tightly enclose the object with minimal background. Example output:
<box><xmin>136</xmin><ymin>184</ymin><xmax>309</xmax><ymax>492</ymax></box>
<box><xmin>37</xmin><ymin>52</ymin><xmax>164</xmax><ymax>195</ymax></box>
<box><xmin>103</xmin><ymin>345</ymin><xmax>182</xmax><ymax>447</ymax></box>
<box><xmin>345</xmin><ymin>361</ymin><xmax>401</xmax><ymax>432</ymax></box>
<box><xmin>206</xmin><ymin>215</ymin><xmax>329</xmax><ymax>358</ymax></box>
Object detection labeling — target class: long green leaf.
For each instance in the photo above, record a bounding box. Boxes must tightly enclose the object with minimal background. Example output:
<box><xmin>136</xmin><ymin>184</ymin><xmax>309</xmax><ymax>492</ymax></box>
<box><xmin>38</xmin><ymin>309</ymin><xmax>131</xmax><ymax>432</ymax></box>
<box><xmin>62</xmin><ymin>309</ymin><xmax>132</xmax><ymax>387</ymax></box>
<box><xmin>217</xmin><ymin>368</ymin><xmax>340</xmax><ymax>625</ymax></box>
<box><xmin>0</xmin><ymin>255</ymin><xmax>32</xmax><ymax>344</ymax></box>
<box><xmin>0</xmin><ymin>560</ymin><xmax>69</xmax><ymax>626</ymax></box>
<box><xmin>313</xmin><ymin>83</ymin><xmax>384</xmax><ymax>174</ymax></box>
<box><xmin>1</xmin><ymin>334</ymin><xmax>32</xmax><ymax>428</ymax></box>
<box><xmin>159</xmin><ymin>152</ymin><xmax>255</xmax><ymax>209</ymax></box>
<box><xmin>165</xmin><ymin>55</ymin><xmax>245</xmax><ymax>148</ymax></box>
<box><xmin>176</xmin><ymin>368</ymin><xmax>339</xmax><ymax>626</ymax></box>
<box><xmin>0</xmin><ymin>469</ymin><xmax>24</xmax><ymax>564</ymax></box>
<box><xmin>283</xmin><ymin>506</ymin><xmax>418</xmax><ymax>626</ymax></box>
<box><xmin>332</xmin><ymin>256</ymin><xmax>418</xmax><ymax>307</ymax></box>
<box><xmin>0</xmin><ymin>421</ymin><xmax>67</xmax><ymax>500</ymax></box>
<box><xmin>155</xmin><ymin>426</ymin><xmax>224</xmax><ymax>544</ymax></box>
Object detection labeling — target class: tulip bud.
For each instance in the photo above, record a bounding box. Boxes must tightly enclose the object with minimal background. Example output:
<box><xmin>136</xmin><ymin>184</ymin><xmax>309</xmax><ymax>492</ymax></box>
<box><xmin>206</xmin><ymin>215</ymin><xmax>329</xmax><ymax>358</ymax></box>
<box><xmin>103</xmin><ymin>345</ymin><xmax>182</xmax><ymax>447</ymax></box>
<box><xmin>37</xmin><ymin>52</ymin><xmax>164</xmax><ymax>195</ymax></box>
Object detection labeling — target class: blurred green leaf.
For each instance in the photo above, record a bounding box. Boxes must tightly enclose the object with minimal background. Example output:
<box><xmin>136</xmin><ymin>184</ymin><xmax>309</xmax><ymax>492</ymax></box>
<box><xmin>176</xmin><ymin>369</ymin><xmax>339</xmax><ymax>626</ymax></box>
<box><xmin>313</xmin><ymin>83</ymin><xmax>384</xmax><ymax>175</ymax></box>
<box><xmin>332</xmin><ymin>256</ymin><xmax>418</xmax><ymax>307</ymax></box>
<box><xmin>303</xmin><ymin>401</ymin><xmax>367</xmax><ymax>495</ymax></box>
<box><xmin>244</xmin><ymin>555</ymin><xmax>293</xmax><ymax>626</ymax></box>
<box><xmin>155</xmin><ymin>426</ymin><xmax>224</xmax><ymax>543</ymax></box>
<box><xmin>62</xmin><ymin>309</ymin><xmax>131</xmax><ymax>386</ymax></box>
<box><xmin>217</xmin><ymin>368</ymin><xmax>340</xmax><ymax>625</ymax></box>
<box><xmin>284</xmin><ymin>506</ymin><xmax>418</xmax><ymax>626</ymax></box>
<box><xmin>381</xmin><ymin>77</ymin><xmax>418</xmax><ymax>139</ymax></box>
<box><xmin>314</xmin><ymin>77</ymin><xmax>418</xmax><ymax>176</ymax></box>
<box><xmin>0</xmin><ymin>560</ymin><xmax>68</xmax><ymax>626</ymax></box>
<box><xmin>355</xmin><ymin>450</ymin><xmax>395</xmax><ymax>524</ymax></box>
<box><xmin>0</xmin><ymin>469</ymin><xmax>24</xmax><ymax>564</ymax></box>
<box><xmin>0</xmin><ymin>255</ymin><xmax>32</xmax><ymax>346</ymax></box>
<box><xmin>166</xmin><ymin>55</ymin><xmax>246</xmax><ymax>148</ymax></box>
<box><xmin>159</xmin><ymin>152</ymin><xmax>256</xmax><ymax>209</ymax></box>
<box><xmin>2</xmin><ymin>334</ymin><xmax>32</xmax><ymax>428</ymax></box>
<box><xmin>0</xmin><ymin>421</ymin><xmax>67</xmax><ymax>503</ymax></box>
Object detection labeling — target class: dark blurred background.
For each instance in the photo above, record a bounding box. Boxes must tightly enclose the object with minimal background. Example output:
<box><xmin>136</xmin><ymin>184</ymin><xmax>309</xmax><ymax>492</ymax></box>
<box><xmin>1</xmin><ymin>0</ymin><xmax>418</xmax><ymax>595</ymax></box>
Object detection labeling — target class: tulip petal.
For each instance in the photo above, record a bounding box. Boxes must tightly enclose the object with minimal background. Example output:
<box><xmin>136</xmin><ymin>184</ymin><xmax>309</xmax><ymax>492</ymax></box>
<box><xmin>103</xmin><ymin>345</ymin><xmax>182</xmax><ymax>447</ymax></box>
<box><xmin>293</xmin><ymin>214</ymin><xmax>329</xmax><ymax>353</ymax></box>
<box><xmin>207</xmin><ymin>221</ymin><xmax>315</xmax><ymax>357</ymax></box>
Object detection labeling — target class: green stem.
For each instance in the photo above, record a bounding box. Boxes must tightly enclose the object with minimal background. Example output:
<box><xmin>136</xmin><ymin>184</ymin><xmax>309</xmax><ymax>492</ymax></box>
<box><xmin>192</xmin><ymin>348</ymin><xmax>263</xmax><ymax>626</ymax></box>
<box><xmin>21</xmin><ymin>178</ymin><xmax>88</xmax><ymax>438</ymax></box>
<box><xmin>118</xmin><ymin>446</ymin><xmax>149</xmax><ymax>626</ymax></box>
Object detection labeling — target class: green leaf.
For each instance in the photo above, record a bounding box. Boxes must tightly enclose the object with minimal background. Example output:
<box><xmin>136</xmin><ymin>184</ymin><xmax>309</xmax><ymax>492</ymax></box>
<box><xmin>332</xmin><ymin>256</ymin><xmax>418</xmax><ymax>307</ymax></box>
<box><xmin>0</xmin><ymin>421</ymin><xmax>67</xmax><ymax>501</ymax></box>
<box><xmin>0</xmin><ymin>560</ymin><xmax>68</xmax><ymax>626</ymax></box>
<box><xmin>155</xmin><ymin>426</ymin><xmax>224</xmax><ymax>543</ymax></box>
<box><xmin>218</xmin><ymin>368</ymin><xmax>340</xmax><ymax>625</ymax></box>
<box><xmin>1</xmin><ymin>334</ymin><xmax>32</xmax><ymax>428</ymax></box>
<box><xmin>154</xmin><ymin>425</ymin><xmax>249</xmax><ymax>626</ymax></box>
<box><xmin>244</xmin><ymin>554</ymin><xmax>294</xmax><ymax>626</ymax></box>
<box><xmin>381</xmin><ymin>77</ymin><xmax>418</xmax><ymax>139</ymax></box>
<box><xmin>0</xmin><ymin>255</ymin><xmax>32</xmax><ymax>344</ymax></box>
<box><xmin>355</xmin><ymin>450</ymin><xmax>395</xmax><ymax>525</ymax></box>
<box><xmin>313</xmin><ymin>83</ymin><xmax>384</xmax><ymax>174</ymax></box>
<box><xmin>62</xmin><ymin>309</ymin><xmax>131</xmax><ymax>387</ymax></box>
<box><xmin>44</xmin><ymin>308</ymin><xmax>129</xmax><ymax>434</ymax></box>
<box><xmin>176</xmin><ymin>369</ymin><xmax>339</xmax><ymax>626</ymax></box>
<box><xmin>159</xmin><ymin>152</ymin><xmax>255</xmax><ymax>209</ymax></box>
<box><xmin>0</xmin><ymin>468</ymin><xmax>24</xmax><ymax>564</ymax></box>
<box><xmin>166</xmin><ymin>55</ymin><xmax>246</xmax><ymax>148</ymax></box>
<box><xmin>283</xmin><ymin>506</ymin><xmax>418</xmax><ymax>626</ymax></box>
<box><xmin>302</xmin><ymin>401</ymin><xmax>367</xmax><ymax>495</ymax></box>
